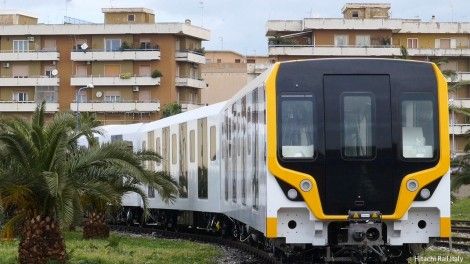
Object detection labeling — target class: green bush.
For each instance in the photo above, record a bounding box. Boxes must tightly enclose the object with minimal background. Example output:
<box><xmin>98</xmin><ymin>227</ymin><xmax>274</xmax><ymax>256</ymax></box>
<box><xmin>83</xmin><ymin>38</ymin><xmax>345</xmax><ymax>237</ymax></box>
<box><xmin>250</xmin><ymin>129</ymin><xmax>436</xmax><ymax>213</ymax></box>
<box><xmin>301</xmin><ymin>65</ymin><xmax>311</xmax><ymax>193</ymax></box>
<box><xmin>119</xmin><ymin>72</ymin><xmax>132</xmax><ymax>79</ymax></box>
<box><xmin>162</xmin><ymin>102</ymin><xmax>182</xmax><ymax>118</ymax></box>
<box><xmin>151</xmin><ymin>70</ymin><xmax>162</xmax><ymax>78</ymax></box>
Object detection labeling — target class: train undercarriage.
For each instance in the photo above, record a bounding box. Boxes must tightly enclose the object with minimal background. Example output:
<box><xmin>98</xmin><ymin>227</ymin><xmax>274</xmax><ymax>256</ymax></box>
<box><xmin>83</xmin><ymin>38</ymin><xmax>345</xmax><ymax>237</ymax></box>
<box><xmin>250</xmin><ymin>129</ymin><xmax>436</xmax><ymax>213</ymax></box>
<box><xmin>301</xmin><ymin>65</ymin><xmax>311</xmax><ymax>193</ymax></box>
<box><xmin>109</xmin><ymin>206</ymin><xmax>428</xmax><ymax>263</ymax></box>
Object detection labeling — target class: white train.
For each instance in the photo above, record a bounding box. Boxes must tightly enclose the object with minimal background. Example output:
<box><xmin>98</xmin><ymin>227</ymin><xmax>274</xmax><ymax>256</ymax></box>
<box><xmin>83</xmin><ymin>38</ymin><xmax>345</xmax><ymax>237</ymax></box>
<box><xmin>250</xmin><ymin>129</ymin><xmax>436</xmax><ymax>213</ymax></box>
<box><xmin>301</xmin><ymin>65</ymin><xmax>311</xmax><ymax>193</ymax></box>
<box><xmin>94</xmin><ymin>59</ymin><xmax>451</xmax><ymax>263</ymax></box>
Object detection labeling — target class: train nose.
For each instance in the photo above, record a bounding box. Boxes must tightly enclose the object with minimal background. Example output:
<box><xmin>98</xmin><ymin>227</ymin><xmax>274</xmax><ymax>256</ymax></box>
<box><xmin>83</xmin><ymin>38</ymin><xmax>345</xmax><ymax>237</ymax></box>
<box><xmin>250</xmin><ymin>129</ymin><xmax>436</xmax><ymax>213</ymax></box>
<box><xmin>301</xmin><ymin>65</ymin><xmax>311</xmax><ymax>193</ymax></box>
<box><xmin>352</xmin><ymin>231</ymin><xmax>366</xmax><ymax>242</ymax></box>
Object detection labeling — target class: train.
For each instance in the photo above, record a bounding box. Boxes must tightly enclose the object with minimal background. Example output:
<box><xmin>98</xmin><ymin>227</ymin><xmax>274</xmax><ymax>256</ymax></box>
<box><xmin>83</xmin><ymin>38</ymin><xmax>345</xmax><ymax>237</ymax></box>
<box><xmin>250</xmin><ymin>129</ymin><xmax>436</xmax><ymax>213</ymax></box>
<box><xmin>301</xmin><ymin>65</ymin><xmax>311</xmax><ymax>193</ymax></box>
<box><xmin>92</xmin><ymin>58</ymin><xmax>450</xmax><ymax>263</ymax></box>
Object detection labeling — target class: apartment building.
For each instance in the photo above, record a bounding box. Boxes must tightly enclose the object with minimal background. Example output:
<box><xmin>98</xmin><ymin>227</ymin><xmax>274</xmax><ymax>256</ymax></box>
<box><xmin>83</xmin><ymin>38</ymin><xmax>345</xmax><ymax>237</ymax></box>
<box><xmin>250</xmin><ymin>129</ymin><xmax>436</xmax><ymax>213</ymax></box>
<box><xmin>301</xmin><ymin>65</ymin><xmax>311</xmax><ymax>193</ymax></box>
<box><xmin>201</xmin><ymin>51</ymin><xmax>274</xmax><ymax>104</ymax></box>
<box><xmin>266</xmin><ymin>3</ymin><xmax>470</xmax><ymax>155</ymax></box>
<box><xmin>0</xmin><ymin>8</ymin><xmax>209</xmax><ymax>124</ymax></box>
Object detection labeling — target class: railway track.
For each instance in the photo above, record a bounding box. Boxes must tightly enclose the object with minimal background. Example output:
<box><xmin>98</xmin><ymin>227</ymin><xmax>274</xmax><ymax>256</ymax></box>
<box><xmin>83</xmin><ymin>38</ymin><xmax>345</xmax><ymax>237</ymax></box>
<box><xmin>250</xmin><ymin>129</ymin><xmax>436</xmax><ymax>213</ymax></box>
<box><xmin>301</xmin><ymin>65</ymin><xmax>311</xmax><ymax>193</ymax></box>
<box><xmin>109</xmin><ymin>224</ymin><xmax>281</xmax><ymax>264</ymax></box>
<box><xmin>435</xmin><ymin>221</ymin><xmax>470</xmax><ymax>251</ymax></box>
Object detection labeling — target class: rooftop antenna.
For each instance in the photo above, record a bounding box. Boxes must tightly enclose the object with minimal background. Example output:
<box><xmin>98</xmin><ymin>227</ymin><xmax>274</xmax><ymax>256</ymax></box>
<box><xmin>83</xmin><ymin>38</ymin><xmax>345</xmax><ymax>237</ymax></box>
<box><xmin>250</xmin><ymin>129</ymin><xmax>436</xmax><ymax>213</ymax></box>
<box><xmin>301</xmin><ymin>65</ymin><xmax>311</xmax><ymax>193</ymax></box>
<box><xmin>3</xmin><ymin>0</ymin><xmax>6</xmax><ymax>9</ymax></box>
<box><xmin>199</xmin><ymin>1</ymin><xmax>204</xmax><ymax>27</ymax></box>
<box><xmin>449</xmin><ymin>0</ymin><xmax>454</xmax><ymax>22</ymax></box>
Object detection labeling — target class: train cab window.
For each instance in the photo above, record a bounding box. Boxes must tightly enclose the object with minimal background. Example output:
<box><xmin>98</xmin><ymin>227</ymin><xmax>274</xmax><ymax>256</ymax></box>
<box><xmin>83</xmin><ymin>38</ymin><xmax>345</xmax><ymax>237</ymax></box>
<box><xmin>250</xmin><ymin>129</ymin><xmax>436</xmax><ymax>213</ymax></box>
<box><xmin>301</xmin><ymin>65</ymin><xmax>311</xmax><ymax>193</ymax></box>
<box><xmin>342</xmin><ymin>94</ymin><xmax>374</xmax><ymax>158</ymax></box>
<box><xmin>210</xmin><ymin>126</ymin><xmax>216</xmax><ymax>161</ymax></box>
<box><xmin>280</xmin><ymin>94</ymin><xmax>315</xmax><ymax>159</ymax></box>
<box><xmin>401</xmin><ymin>95</ymin><xmax>435</xmax><ymax>159</ymax></box>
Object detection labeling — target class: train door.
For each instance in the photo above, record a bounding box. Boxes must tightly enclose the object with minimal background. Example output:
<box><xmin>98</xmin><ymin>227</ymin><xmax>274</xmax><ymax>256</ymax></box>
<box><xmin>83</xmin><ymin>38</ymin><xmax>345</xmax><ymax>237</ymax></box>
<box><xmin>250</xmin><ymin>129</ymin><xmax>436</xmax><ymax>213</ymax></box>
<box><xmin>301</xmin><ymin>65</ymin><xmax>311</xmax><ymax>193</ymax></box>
<box><xmin>323</xmin><ymin>75</ymin><xmax>395</xmax><ymax>215</ymax></box>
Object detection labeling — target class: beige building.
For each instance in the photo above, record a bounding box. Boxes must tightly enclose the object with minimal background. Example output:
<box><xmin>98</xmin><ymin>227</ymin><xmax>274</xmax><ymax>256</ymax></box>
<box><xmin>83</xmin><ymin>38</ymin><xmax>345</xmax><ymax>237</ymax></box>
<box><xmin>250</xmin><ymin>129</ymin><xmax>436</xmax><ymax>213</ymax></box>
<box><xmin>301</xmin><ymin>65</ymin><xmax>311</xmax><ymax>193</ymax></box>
<box><xmin>201</xmin><ymin>51</ymin><xmax>274</xmax><ymax>104</ymax></box>
<box><xmin>0</xmin><ymin>8</ymin><xmax>209</xmax><ymax>124</ymax></box>
<box><xmin>267</xmin><ymin>3</ymin><xmax>470</xmax><ymax>156</ymax></box>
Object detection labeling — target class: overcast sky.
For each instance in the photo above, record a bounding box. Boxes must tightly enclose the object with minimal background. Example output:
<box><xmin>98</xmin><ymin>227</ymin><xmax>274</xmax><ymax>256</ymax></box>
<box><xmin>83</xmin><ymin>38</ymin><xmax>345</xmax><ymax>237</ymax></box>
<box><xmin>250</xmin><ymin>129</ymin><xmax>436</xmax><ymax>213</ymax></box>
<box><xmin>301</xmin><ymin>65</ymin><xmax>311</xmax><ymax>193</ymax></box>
<box><xmin>3</xmin><ymin>0</ymin><xmax>470</xmax><ymax>55</ymax></box>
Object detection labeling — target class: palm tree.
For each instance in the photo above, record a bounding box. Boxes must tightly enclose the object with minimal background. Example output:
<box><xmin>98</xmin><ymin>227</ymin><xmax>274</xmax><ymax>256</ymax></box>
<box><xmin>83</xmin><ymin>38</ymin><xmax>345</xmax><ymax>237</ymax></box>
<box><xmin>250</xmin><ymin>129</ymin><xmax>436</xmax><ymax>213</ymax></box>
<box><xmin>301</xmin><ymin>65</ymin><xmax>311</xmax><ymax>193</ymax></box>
<box><xmin>0</xmin><ymin>104</ymin><xmax>178</xmax><ymax>263</ymax></box>
<box><xmin>80</xmin><ymin>147</ymin><xmax>178</xmax><ymax>239</ymax></box>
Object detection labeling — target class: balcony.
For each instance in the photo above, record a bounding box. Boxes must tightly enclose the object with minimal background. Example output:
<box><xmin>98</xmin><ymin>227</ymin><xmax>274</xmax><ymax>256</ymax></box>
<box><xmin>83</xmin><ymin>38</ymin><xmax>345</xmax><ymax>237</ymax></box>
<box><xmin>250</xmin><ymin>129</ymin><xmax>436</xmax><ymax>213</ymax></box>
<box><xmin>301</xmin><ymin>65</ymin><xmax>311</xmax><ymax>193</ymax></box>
<box><xmin>71</xmin><ymin>49</ymin><xmax>160</xmax><ymax>61</ymax></box>
<box><xmin>181</xmin><ymin>102</ymin><xmax>204</xmax><ymax>112</ymax></box>
<box><xmin>71</xmin><ymin>75</ymin><xmax>160</xmax><ymax>86</ymax></box>
<box><xmin>268</xmin><ymin>45</ymin><xmax>470</xmax><ymax>57</ymax></box>
<box><xmin>0</xmin><ymin>76</ymin><xmax>59</xmax><ymax>86</ymax></box>
<box><xmin>451</xmin><ymin>99</ymin><xmax>470</xmax><ymax>108</ymax></box>
<box><xmin>450</xmin><ymin>124</ymin><xmax>470</xmax><ymax>135</ymax></box>
<box><xmin>268</xmin><ymin>45</ymin><xmax>401</xmax><ymax>56</ymax></box>
<box><xmin>0</xmin><ymin>50</ymin><xmax>59</xmax><ymax>61</ymax></box>
<box><xmin>447</xmin><ymin>72</ymin><xmax>470</xmax><ymax>83</ymax></box>
<box><xmin>0</xmin><ymin>101</ymin><xmax>59</xmax><ymax>112</ymax></box>
<box><xmin>175</xmin><ymin>77</ymin><xmax>206</xmax><ymax>89</ymax></box>
<box><xmin>175</xmin><ymin>51</ymin><xmax>206</xmax><ymax>64</ymax></box>
<box><xmin>70</xmin><ymin>101</ymin><xmax>160</xmax><ymax>113</ymax></box>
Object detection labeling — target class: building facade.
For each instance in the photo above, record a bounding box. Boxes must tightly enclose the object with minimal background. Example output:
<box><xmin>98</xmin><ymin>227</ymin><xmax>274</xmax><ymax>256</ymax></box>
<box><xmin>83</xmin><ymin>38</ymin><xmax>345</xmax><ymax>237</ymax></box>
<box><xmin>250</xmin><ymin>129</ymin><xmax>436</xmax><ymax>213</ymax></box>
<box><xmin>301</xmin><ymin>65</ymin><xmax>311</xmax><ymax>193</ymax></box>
<box><xmin>0</xmin><ymin>8</ymin><xmax>209</xmax><ymax>124</ymax></box>
<box><xmin>201</xmin><ymin>51</ymin><xmax>274</xmax><ymax>105</ymax></box>
<box><xmin>267</xmin><ymin>3</ymin><xmax>470</xmax><ymax>155</ymax></box>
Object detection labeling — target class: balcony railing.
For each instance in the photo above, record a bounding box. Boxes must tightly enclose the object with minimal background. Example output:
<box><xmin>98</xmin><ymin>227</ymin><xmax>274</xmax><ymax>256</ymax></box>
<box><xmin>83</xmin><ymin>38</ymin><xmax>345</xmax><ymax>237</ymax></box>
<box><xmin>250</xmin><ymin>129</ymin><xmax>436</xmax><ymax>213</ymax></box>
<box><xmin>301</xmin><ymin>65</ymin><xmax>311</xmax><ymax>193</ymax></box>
<box><xmin>268</xmin><ymin>44</ymin><xmax>470</xmax><ymax>57</ymax></box>
<box><xmin>70</xmin><ymin>100</ymin><xmax>160</xmax><ymax>112</ymax></box>
<box><xmin>0</xmin><ymin>76</ymin><xmax>59</xmax><ymax>86</ymax></box>
<box><xmin>175</xmin><ymin>77</ymin><xmax>206</xmax><ymax>89</ymax></box>
<box><xmin>71</xmin><ymin>48</ymin><xmax>161</xmax><ymax>61</ymax></box>
<box><xmin>450</xmin><ymin>124</ymin><xmax>470</xmax><ymax>135</ymax></box>
<box><xmin>0</xmin><ymin>101</ymin><xmax>59</xmax><ymax>112</ymax></box>
<box><xmin>0</xmin><ymin>50</ymin><xmax>60</xmax><ymax>61</ymax></box>
<box><xmin>447</xmin><ymin>72</ymin><xmax>470</xmax><ymax>83</ymax></box>
<box><xmin>180</xmin><ymin>101</ymin><xmax>205</xmax><ymax>112</ymax></box>
<box><xmin>71</xmin><ymin>75</ymin><xmax>160</xmax><ymax>86</ymax></box>
<box><xmin>175</xmin><ymin>50</ymin><xmax>206</xmax><ymax>64</ymax></box>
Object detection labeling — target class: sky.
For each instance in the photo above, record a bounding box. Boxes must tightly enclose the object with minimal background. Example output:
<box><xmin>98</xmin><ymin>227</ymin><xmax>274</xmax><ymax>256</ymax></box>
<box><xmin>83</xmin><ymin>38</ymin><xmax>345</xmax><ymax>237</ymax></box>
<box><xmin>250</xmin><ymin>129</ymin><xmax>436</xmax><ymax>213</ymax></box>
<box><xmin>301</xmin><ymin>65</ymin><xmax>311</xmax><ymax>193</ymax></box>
<box><xmin>3</xmin><ymin>0</ymin><xmax>470</xmax><ymax>55</ymax></box>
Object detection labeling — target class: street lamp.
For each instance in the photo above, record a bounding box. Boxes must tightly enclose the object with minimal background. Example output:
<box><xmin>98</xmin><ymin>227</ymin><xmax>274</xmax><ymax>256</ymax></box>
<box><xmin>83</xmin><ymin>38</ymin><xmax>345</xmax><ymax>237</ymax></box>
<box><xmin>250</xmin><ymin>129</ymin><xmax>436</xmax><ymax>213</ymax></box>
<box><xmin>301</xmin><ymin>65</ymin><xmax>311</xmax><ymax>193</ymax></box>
<box><xmin>75</xmin><ymin>83</ymin><xmax>94</xmax><ymax>131</ymax></box>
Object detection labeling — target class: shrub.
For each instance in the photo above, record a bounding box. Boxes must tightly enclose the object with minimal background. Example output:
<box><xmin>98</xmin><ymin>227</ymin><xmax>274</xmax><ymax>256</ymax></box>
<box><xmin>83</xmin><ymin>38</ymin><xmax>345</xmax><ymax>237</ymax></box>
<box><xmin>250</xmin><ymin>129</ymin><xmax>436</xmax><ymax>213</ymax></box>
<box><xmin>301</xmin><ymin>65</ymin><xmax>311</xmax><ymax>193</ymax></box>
<box><xmin>162</xmin><ymin>102</ymin><xmax>182</xmax><ymax>118</ymax></box>
<box><xmin>151</xmin><ymin>69</ymin><xmax>162</xmax><ymax>78</ymax></box>
<box><xmin>119</xmin><ymin>72</ymin><xmax>132</xmax><ymax>79</ymax></box>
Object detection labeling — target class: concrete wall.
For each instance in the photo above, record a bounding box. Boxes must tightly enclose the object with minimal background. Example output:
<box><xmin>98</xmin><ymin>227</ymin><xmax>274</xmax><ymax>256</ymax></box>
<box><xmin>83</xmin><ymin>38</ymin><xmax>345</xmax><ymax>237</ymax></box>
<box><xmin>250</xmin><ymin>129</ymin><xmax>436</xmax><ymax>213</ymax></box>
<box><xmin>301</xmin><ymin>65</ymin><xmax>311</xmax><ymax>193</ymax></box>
<box><xmin>104</xmin><ymin>12</ymin><xmax>154</xmax><ymax>24</ymax></box>
<box><xmin>314</xmin><ymin>30</ymin><xmax>392</xmax><ymax>46</ymax></box>
<box><xmin>201</xmin><ymin>63</ymin><xmax>247</xmax><ymax>105</ymax></box>
<box><xmin>393</xmin><ymin>34</ymin><xmax>470</xmax><ymax>49</ymax></box>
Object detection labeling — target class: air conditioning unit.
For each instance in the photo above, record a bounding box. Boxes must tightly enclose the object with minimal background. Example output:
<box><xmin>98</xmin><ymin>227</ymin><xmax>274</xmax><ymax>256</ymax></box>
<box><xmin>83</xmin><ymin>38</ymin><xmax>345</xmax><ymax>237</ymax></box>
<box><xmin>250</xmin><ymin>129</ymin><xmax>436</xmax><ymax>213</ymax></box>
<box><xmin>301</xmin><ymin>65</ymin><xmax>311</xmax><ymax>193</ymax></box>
<box><xmin>132</xmin><ymin>86</ymin><xmax>140</xmax><ymax>92</ymax></box>
<box><xmin>2</xmin><ymin>62</ymin><xmax>10</xmax><ymax>68</ymax></box>
<box><xmin>27</xmin><ymin>36</ymin><xmax>35</xmax><ymax>42</ymax></box>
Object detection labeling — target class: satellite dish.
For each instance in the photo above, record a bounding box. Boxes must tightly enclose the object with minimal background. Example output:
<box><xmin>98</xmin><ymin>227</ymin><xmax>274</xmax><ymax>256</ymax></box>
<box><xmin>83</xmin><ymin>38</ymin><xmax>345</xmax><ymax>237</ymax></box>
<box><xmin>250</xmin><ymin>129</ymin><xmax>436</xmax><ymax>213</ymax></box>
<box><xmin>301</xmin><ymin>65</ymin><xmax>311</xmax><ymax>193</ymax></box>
<box><xmin>80</xmin><ymin>43</ymin><xmax>89</xmax><ymax>51</ymax></box>
<box><xmin>51</xmin><ymin>69</ymin><xmax>58</xmax><ymax>76</ymax></box>
<box><xmin>95</xmin><ymin>91</ymin><xmax>103</xmax><ymax>98</ymax></box>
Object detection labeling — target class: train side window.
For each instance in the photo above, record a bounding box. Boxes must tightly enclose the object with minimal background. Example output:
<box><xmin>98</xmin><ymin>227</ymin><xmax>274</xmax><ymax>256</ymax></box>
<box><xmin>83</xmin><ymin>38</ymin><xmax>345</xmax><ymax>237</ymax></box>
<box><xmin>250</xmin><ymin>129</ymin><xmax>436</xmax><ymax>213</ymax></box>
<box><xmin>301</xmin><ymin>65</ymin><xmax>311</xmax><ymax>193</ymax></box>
<box><xmin>172</xmin><ymin>134</ymin><xmax>177</xmax><ymax>165</ymax></box>
<box><xmin>210</xmin><ymin>125</ymin><xmax>216</xmax><ymax>161</ymax></box>
<box><xmin>190</xmin><ymin>130</ymin><xmax>195</xmax><ymax>163</ymax></box>
<box><xmin>280</xmin><ymin>94</ymin><xmax>315</xmax><ymax>159</ymax></box>
<box><xmin>401</xmin><ymin>94</ymin><xmax>435</xmax><ymax>159</ymax></box>
<box><xmin>342</xmin><ymin>94</ymin><xmax>375</xmax><ymax>158</ymax></box>
<box><xmin>156</xmin><ymin>137</ymin><xmax>161</xmax><ymax>165</ymax></box>
<box><xmin>111</xmin><ymin>135</ymin><xmax>123</xmax><ymax>142</ymax></box>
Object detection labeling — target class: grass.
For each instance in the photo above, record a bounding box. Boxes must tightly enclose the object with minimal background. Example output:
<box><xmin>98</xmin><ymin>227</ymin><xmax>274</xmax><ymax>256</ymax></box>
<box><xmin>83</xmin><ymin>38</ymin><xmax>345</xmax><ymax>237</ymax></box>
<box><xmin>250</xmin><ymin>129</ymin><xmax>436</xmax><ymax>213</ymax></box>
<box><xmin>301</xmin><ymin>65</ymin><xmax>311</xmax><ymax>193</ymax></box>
<box><xmin>452</xmin><ymin>197</ymin><xmax>470</xmax><ymax>220</ymax></box>
<box><xmin>0</xmin><ymin>231</ymin><xmax>221</xmax><ymax>264</ymax></box>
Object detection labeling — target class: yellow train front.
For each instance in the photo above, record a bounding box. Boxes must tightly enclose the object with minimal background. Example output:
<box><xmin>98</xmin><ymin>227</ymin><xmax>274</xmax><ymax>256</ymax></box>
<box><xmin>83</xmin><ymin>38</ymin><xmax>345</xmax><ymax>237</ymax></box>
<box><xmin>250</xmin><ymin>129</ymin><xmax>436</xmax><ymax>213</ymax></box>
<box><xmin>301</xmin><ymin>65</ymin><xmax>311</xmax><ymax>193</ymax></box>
<box><xmin>265</xmin><ymin>59</ymin><xmax>450</xmax><ymax>262</ymax></box>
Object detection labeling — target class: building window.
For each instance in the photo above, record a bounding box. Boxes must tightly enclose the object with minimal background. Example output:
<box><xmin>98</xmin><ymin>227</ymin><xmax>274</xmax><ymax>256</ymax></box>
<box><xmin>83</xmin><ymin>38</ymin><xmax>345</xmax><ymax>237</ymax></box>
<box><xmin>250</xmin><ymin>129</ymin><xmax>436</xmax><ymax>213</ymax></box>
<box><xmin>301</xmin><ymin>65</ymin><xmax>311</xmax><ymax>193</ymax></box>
<box><xmin>235</xmin><ymin>59</ymin><xmax>241</xmax><ymax>63</ymax></box>
<box><xmin>105</xmin><ymin>39</ymin><xmax>122</xmax><ymax>51</ymax></box>
<box><xmin>103</xmin><ymin>91</ymin><xmax>121</xmax><ymax>103</ymax></box>
<box><xmin>247</xmin><ymin>59</ymin><xmax>256</xmax><ymax>63</ymax></box>
<box><xmin>352</xmin><ymin>11</ymin><xmax>359</xmax><ymax>18</ymax></box>
<box><xmin>436</xmin><ymin>38</ymin><xmax>452</xmax><ymax>49</ymax></box>
<box><xmin>128</xmin><ymin>14</ymin><xmax>135</xmax><ymax>22</ymax></box>
<box><xmin>407</xmin><ymin>38</ymin><xmax>418</xmax><ymax>49</ymax></box>
<box><xmin>334</xmin><ymin>35</ymin><xmax>349</xmax><ymax>47</ymax></box>
<box><xmin>139</xmin><ymin>38</ymin><xmax>152</xmax><ymax>49</ymax></box>
<box><xmin>35</xmin><ymin>86</ymin><xmax>58</xmax><ymax>103</ymax></box>
<box><xmin>12</xmin><ymin>91</ymin><xmax>28</xmax><ymax>102</ymax></box>
<box><xmin>356</xmin><ymin>35</ymin><xmax>371</xmax><ymax>47</ymax></box>
<box><xmin>217</xmin><ymin>59</ymin><xmax>222</xmax><ymax>63</ymax></box>
<box><xmin>13</xmin><ymin>40</ymin><xmax>29</xmax><ymax>53</ymax></box>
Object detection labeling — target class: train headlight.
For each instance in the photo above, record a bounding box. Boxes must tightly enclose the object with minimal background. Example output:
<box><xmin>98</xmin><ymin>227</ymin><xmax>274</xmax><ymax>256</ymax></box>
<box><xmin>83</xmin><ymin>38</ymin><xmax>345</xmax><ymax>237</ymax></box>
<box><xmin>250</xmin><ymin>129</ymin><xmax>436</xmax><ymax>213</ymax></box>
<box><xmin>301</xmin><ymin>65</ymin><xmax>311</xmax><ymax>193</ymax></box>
<box><xmin>406</xmin><ymin>179</ymin><xmax>419</xmax><ymax>192</ymax></box>
<box><xmin>287</xmin><ymin>188</ymin><xmax>298</xmax><ymax>200</ymax></box>
<box><xmin>420</xmin><ymin>188</ymin><xmax>431</xmax><ymax>199</ymax></box>
<box><xmin>300</xmin><ymin>179</ymin><xmax>312</xmax><ymax>192</ymax></box>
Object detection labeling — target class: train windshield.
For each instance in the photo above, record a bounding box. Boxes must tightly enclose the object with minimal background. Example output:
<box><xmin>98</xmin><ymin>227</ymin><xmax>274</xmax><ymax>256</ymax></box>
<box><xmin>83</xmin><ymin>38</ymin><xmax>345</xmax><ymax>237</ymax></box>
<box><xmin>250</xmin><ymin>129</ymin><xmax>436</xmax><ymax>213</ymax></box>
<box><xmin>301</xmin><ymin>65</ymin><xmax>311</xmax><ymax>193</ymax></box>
<box><xmin>401</xmin><ymin>94</ymin><xmax>435</xmax><ymax>159</ymax></box>
<box><xmin>280</xmin><ymin>94</ymin><xmax>315</xmax><ymax>158</ymax></box>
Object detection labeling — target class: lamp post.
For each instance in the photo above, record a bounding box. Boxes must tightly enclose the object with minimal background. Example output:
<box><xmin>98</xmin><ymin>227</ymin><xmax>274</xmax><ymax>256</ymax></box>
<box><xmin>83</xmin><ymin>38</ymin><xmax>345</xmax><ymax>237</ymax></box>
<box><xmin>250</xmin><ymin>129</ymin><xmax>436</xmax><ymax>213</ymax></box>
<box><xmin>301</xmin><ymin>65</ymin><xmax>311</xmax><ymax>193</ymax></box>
<box><xmin>75</xmin><ymin>83</ymin><xmax>94</xmax><ymax>132</ymax></box>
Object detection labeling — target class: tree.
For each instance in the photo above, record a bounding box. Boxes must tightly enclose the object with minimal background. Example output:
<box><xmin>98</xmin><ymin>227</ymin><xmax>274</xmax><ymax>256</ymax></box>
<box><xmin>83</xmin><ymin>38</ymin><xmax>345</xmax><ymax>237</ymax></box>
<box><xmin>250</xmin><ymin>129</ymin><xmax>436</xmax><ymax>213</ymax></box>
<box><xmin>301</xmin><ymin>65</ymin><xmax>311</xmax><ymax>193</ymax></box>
<box><xmin>162</xmin><ymin>102</ymin><xmax>182</xmax><ymax>118</ymax></box>
<box><xmin>0</xmin><ymin>103</ymin><xmax>178</xmax><ymax>263</ymax></box>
